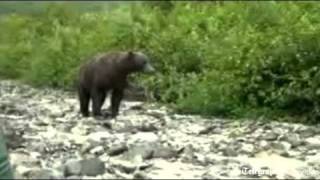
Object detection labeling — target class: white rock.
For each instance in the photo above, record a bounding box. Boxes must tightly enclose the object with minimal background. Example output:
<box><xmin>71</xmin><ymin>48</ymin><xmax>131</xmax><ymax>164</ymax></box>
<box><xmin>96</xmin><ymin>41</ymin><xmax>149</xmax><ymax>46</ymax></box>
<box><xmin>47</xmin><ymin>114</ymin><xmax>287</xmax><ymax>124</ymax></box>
<box><xmin>305</xmin><ymin>137</ymin><xmax>320</xmax><ymax>149</ymax></box>
<box><xmin>82</xmin><ymin>175</ymin><xmax>105</xmax><ymax>179</ymax></box>
<box><xmin>10</xmin><ymin>152</ymin><xmax>39</xmax><ymax>167</ymax></box>
<box><xmin>259</xmin><ymin>140</ymin><xmax>269</xmax><ymax>149</ymax></box>
<box><xmin>48</xmin><ymin>105</ymin><xmax>65</xmax><ymax>117</ymax></box>
<box><xmin>240</xmin><ymin>144</ymin><xmax>255</xmax><ymax>154</ymax></box>
<box><xmin>88</xmin><ymin>131</ymin><xmax>112</xmax><ymax>142</ymax></box>
<box><xmin>15</xmin><ymin>166</ymin><xmax>33</xmax><ymax>176</ymax></box>
<box><xmin>90</xmin><ymin>146</ymin><xmax>105</xmax><ymax>155</ymax></box>
<box><xmin>128</xmin><ymin>132</ymin><xmax>159</xmax><ymax>144</ymax></box>
<box><xmin>281</xmin><ymin>141</ymin><xmax>292</xmax><ymax>151</ymax></box>
<box><xmin>71</xmin><ymin>124</ymin><xmax>89</xmax><ymax>135</ymax></box>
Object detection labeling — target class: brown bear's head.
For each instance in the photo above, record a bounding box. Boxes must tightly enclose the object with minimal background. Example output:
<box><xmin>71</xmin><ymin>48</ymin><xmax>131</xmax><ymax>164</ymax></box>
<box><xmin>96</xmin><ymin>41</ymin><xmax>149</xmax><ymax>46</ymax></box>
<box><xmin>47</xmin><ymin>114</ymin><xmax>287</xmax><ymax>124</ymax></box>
<box><xmin>125</xmin><ymin>51</ymin><xmax>155</xmax><ymax>74</ymax></box>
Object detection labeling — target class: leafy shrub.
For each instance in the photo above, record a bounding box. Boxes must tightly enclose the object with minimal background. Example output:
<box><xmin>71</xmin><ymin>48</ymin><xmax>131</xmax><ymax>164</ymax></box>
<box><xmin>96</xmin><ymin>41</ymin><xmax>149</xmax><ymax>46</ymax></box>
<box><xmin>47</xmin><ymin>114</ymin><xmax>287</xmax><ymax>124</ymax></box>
<box><xmin>1</xmin><ymin>2</ymin><xmax>320</xmax><ymax>123</ymax></box>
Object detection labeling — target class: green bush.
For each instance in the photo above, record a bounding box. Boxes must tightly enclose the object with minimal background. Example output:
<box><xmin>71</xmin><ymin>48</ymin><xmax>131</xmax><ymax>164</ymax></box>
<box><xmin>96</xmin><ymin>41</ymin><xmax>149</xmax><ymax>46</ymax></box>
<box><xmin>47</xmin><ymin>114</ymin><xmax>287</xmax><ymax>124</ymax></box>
<box><xmin>1</xmin><ymin>2</ymin><xmax>320</xmax><ymax>123</ymax></box>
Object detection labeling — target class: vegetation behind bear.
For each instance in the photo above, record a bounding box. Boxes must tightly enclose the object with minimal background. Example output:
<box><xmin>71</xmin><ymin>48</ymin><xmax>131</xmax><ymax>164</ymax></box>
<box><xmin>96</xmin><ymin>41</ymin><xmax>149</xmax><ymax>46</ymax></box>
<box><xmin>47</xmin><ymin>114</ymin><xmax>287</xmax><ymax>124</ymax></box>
<box><xmin>1</xmin><ymin>2</ymin><xmax>320</xmax><ymax>123</ymax></box>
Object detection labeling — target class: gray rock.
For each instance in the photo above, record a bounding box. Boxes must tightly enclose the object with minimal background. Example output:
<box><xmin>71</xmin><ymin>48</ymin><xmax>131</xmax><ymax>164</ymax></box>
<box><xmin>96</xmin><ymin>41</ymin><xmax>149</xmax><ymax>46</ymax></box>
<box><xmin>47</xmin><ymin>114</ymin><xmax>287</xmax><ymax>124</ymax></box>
<box><xmin>222</xmin><ymin>148</ymin><xmax>238</xmax><ymax>157</ymax></box>
<box><xmin>13</xmin><ymin>170</ymin><xmax>24</xmax><ymax>179</ymax></box>
<box><xmin>299</xmin><ymin>129</ymin><xmax>315</xmax><ymax>138</ymax></box>
<box><xmin>180</xmin><ymin>144</ymin><xmax>196</xmax><ymax>163</ymax></box>
<box><xmin>279</xmin><ymin>133</ymin><xmax>301</xmax><ymax>147</ymax></box>
<box><xmin>136</xmin><ymin>124</ymin><xmax>158</xmax><ymax>132</ymax></box>
<box><xmin>146</xmin><ymin>109</ymin><xmax>166</xmax><ymax>119</ymax></box>
<box><xmin>133</xmin><ymin>171</ymin><xmax>150</xmax><ymax>179</ymax></box>
<box><xmin>0</xmin><ymin>101</ymin><xmax>28</xmax><ymax>115</ymax></box>
<box><xmin>66</xmin><ymin>175</ymin><xmax>82</xmax><ymax>179</ymax></box>
<box><xmin>81</xmin><ymin>139</ymin><xmax>102</xmax><ymax>154</ymax></box>
<box><xmin>3</xmin><ymin>127</ymin><xmax>25</xmax><ymax>149</ymax></box>
<box><xmin>202</xmin><ymin>173</ymin><xmax>221</xmax><ymax>180</ymax></box>
<box><xmin>261</xmin><ymin>131</ymin><xmax>278</xmax><ymax>141</ymax></box>
<box><xmin>199</xmin><ymin>125</ymin><xmax>222</xmax><ymax>135</ymax></box>
<box><xmin>115</xmin><ymin>125</ymin><xmax>139</xmax><ymax>134</ymax></box>
<box><xmin>80</xmin><ymin>158</ymin><xmax>106</xmax><ymax>176</ymax></box>
<box><xmin>102</xmin><ymin>172</ymin><xmax>116</xmax><ymax>179</ymax></box>
<box><xmin>26</xmin><ymin>168</ymin><xmax>64</xmax><ymax>179</ymax></box>
<box><xmin>100</xmin><ymin>121</ymin><xmax>112</xmax><ymax>129</ymax></box>
<box><xmin>64</xmin><ymin>160</ymin><xmax>82</xmax><ymax>177</ymax></box>
<box><xmin>239</xmin><ymin>143</ymin><xmax>255</xmax><ymax>155</ymax></box>
<box><xmin>258</xmin><ymin>140</ymin><xmax>270</xmax><ymax>150</ymax></box>
<box><xmin>64</xmin><ymin>158</ymin><xmax>105</xmax><ymax>177</ymax></box>
<box><xmin>10</xmin><ymin>152</ymin><xmax>40</xmax><ymax>167</ymax></box>
<box><xmin>305</xmin><ymin>137</ymin><xmax>320</xmax><ymax>149</ymax></box>
<box><xmin>271</xmin><ymin>141</ymin><xmax>292</xmax><ymax>151</ymax></box>
<box><xmin>110</xmin><ymin>159</ymin><xmax>152</xmax><ymax>174</ymax></box>
<box><xmin>130</xmin><ymin>132</ymin><xmax>159</xmax><ymax>144</ymax></box>
<box><xmin>48</xmin><ymin>106</ymin><xmax>65</xmax><ymax>118</ymax></box>
<box><xmin>153</xmin><ymin>146</ymin><xmax>180</xmax><ymax>159</ymax></box>
<box><xmin>306</xmin><ymin>149</ymin><xmax>318</xmax><ymax>156</ymax></box>
<box><xmin>125</xmin><ymin>143</ymin><xmax>154</xmax><ymax>160</ymax></box>
<box><xmin>306</xmin><ymin>153</ymin><xmax>320</xmax><ymax>166</ymax></box>
<box><xmin>90</xmin><ymin>146</ymin><xmax>105</xmax><ymax>156</ymax></box>
<box><xmin>108</xmin><ymin>144</ymin><xmax>129</xmax><ymax>156</ymax></box>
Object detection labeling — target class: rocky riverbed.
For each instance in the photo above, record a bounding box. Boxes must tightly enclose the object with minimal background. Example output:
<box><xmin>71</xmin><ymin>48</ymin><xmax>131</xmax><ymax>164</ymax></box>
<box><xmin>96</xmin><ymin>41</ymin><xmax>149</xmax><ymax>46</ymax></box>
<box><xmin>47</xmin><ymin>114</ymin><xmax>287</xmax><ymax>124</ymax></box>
<box><xmin>1</xmin><ymin>80</ymin><xmax>320</xmax><ymax>179</ymax></box>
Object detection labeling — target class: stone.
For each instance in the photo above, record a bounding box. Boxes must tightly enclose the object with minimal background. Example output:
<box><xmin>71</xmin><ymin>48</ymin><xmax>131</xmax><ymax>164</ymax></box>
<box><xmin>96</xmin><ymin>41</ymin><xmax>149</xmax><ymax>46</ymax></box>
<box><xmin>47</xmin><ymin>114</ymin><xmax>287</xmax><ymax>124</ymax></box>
<box><xmin>299</xmin><ymin>129</ymin><xmax>315</xmax><ymax>138</ymax></box>
<box><xmin>222</xmin><ymin>148</ymin><xmax>238</xmax><ymax>157</ymax></box>
<box><xmin>258</xmin><ymin>140</ymin><xmax>270</xmax><ymax>150</ymax></box>
<box><xmin>239</xmin><ymin>144</ymin><xmax>255</xmax><ymax>155</ymax></box>
<box><xmin>26</xmin><ymin>168</ymin><xmax>64</xmax><ymax>179</ymax></box>
<box><xmin>279</xmin><ymin>133</ymin><xmax>301</xmax><ymax>147</ymax></box>
<box><xmin>129</xmin><ymin>132</ymin><xmax>159</xmax><ymax>144</ymax></box>
<box><xmin>136</xmin><ymin>124</ymin><xmax>158</xmax><ymax>132</ymax></box>
<box><xmin>202</xmin><ymin>172</ymin><xmax>222</xmax><ymax>180</ymax></box>
<box><xmin>90</xmin><ymin>146</ymin><xmax>105</xmax><ymax>156</ymax></box>
<box><xmin>271</xmin><ymin>141</ymin><xmax>292</xmax><ymax>151</ymax></box>
<box><xmin>66</xmin><ymin>175</ymin><xmax>82</xmax><ymax>179</ymax></box>
<box><xmin>64</xmin><ymin>158</ymin><xmax>105</xmax><ymax>177</ymax></box>
<box><xmin>48</xmin><ymin>105</ymin><xmax>65</xmax><ymax>118</ymax></box>
<box><xmin>110</xmin><ymin>159</ymin><xmax>152</xmax><ymax>174</ymax></box>
<box><xmin>305</xmin><ymin>137</ymin><xmax>320</xmax><ymax>149</ymax></box>
<box><xmin>262</xmin><ymin>132</ymin><xmax>278</xmax><ymax>141</ymax></box>
<box><xmin>153</xmin><ymin>146</ymin><xmax>180</xmax><ymax>159</ymax></box>
<box><xmin>81</xmin><ymin>140</ymin><xmax>100</xmax><ymax>154</ymax></box>
<box><xmin>199</xmin><ymin>125</ymin><xmax>219</xmax><ymax>135</ymax></box>
<box><xmin>108</xmin><ymin>144</ymin><xmax>129</xmax><ymax>156</ymax></box>
<box><xmin>146</xmin><ymin>109</ymin><xmax>166</xmax><ymax>119</ymax></box>
<box><xmin>133</xmin><ymin>171</ymin><xmax>150</xmax><ymax>179</ymax></box>
<box><xmin>13</xmin><ymin>171</ymin><xmax>24</xmax><ymax>179</ymax></box>
<box><xmin>80</xmin><ymin>158</ymin><xmax>106</xmax><ymax>176</ymax></box>
<box><xmin>102</xmin><ymin>172</ymin><xmax>116</xmax><ymax>179</ymax></box>
<box><xmin>10</xmin><ymin>152</ymin><xmax>40</xmax><ymax>167</ymax></box>
<box><xmin>87</xmin><ymin>131</ymin><xmax>112</xmax><ymax>142</ymax></box>
<box><xmin>180</xmin><ymin>144</ymin><xmax>196</xmax><ymax>163</ymax></box>
<box><xmin>64</xmin><ymin>160</ymin><xmax>82</xmax><ymax>177</ymax></box>
<box><xmin>124</xmin><ymin>143</ymin><xmax>154</xmax><ymax>160</ymax></box>
<box><xmin>15</xmin><ymin>165</ymin><xmax>34</xmax><ymax>177</ymax></box>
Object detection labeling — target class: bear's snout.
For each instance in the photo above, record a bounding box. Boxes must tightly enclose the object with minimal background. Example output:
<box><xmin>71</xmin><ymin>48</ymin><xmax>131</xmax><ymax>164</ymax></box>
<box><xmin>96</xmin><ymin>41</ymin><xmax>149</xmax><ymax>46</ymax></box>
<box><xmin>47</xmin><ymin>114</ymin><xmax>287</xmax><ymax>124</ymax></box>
<box><xmin>143</xmin><ymin>63</ymin><xmax>155</xmax><ymax>73</ymax></box>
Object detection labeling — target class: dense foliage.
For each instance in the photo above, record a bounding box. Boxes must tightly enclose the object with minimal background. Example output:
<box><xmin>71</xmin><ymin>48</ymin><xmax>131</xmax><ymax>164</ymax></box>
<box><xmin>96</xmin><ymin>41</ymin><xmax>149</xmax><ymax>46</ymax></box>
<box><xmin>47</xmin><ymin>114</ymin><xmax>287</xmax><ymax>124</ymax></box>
<box><xmin>1</xmin><ymin>2</ymin><xmax>320</xmax><ymax>123</ymax></box>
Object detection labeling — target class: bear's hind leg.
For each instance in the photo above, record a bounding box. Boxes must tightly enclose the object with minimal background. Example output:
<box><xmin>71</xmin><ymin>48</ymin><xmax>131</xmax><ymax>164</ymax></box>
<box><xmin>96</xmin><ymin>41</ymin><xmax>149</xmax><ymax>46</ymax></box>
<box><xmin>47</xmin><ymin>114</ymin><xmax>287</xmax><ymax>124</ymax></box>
<box><xmin>91</xmin><ymin>88</ymin><xmax>107</xmax><ymax>117</ymax></box>
<box><xmin>78</xmin><ymin>86</ymin><xmax>90</xmax><ymax>117</ymax></box>
<box><xmin>111</xmin><ymin>89</ymin><xmax>124</xmax><ymax>118</ymax></box>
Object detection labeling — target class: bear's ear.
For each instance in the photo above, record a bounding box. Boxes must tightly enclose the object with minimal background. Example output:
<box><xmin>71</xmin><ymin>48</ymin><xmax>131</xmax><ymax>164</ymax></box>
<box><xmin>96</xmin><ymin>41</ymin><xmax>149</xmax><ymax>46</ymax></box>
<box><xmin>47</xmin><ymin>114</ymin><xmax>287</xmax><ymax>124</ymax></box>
<box><xmin>127</xmin><ymin>51</ymin><xmax>134</xmax><ymax>59</ymax></box>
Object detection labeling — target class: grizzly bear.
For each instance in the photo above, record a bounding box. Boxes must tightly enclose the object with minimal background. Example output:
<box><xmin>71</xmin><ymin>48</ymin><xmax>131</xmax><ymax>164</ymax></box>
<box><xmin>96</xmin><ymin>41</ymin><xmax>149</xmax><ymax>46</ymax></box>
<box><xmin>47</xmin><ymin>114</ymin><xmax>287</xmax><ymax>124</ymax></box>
<box><xmin>77</xmin><ymin>51</ymin><xmax>155</xmax><ymax>118</ymax></box>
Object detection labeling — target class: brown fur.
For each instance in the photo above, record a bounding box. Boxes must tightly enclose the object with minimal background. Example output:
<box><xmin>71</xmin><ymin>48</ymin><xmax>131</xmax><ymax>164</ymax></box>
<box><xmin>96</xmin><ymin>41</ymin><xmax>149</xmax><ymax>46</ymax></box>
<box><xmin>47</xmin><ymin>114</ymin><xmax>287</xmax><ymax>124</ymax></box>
<box><xmin>77</xmin><ymin>51</ymin><xmax>154</xmax><ymax>118</ymax></box>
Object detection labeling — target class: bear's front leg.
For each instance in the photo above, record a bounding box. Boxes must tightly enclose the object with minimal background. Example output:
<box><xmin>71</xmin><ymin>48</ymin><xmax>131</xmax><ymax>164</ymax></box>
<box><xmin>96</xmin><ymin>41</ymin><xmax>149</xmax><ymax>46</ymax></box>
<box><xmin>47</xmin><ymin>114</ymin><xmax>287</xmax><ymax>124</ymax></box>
<box><xmin>78</xmin><ymin>85</ymin><xmax>90</xmax><ymax>117</ymax></box>
<box><xmin>91</xmin><ymin>88</ymin><xmax>106</xmax><ymax>118</ymax></box>
<box><xmin>111</xmin><ymin>88</ymin><xmax>124</xmax><ymax>118</ymax></box>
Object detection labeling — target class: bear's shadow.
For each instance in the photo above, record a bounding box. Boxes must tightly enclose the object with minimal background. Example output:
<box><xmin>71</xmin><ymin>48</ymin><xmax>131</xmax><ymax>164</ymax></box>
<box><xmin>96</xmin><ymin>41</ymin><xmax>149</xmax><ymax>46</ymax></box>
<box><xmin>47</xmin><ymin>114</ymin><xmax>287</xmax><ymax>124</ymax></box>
<box><xmin>91</xmin><ymin>109</ymin><xmax>112</xmax><ymax>120</ymax></box>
